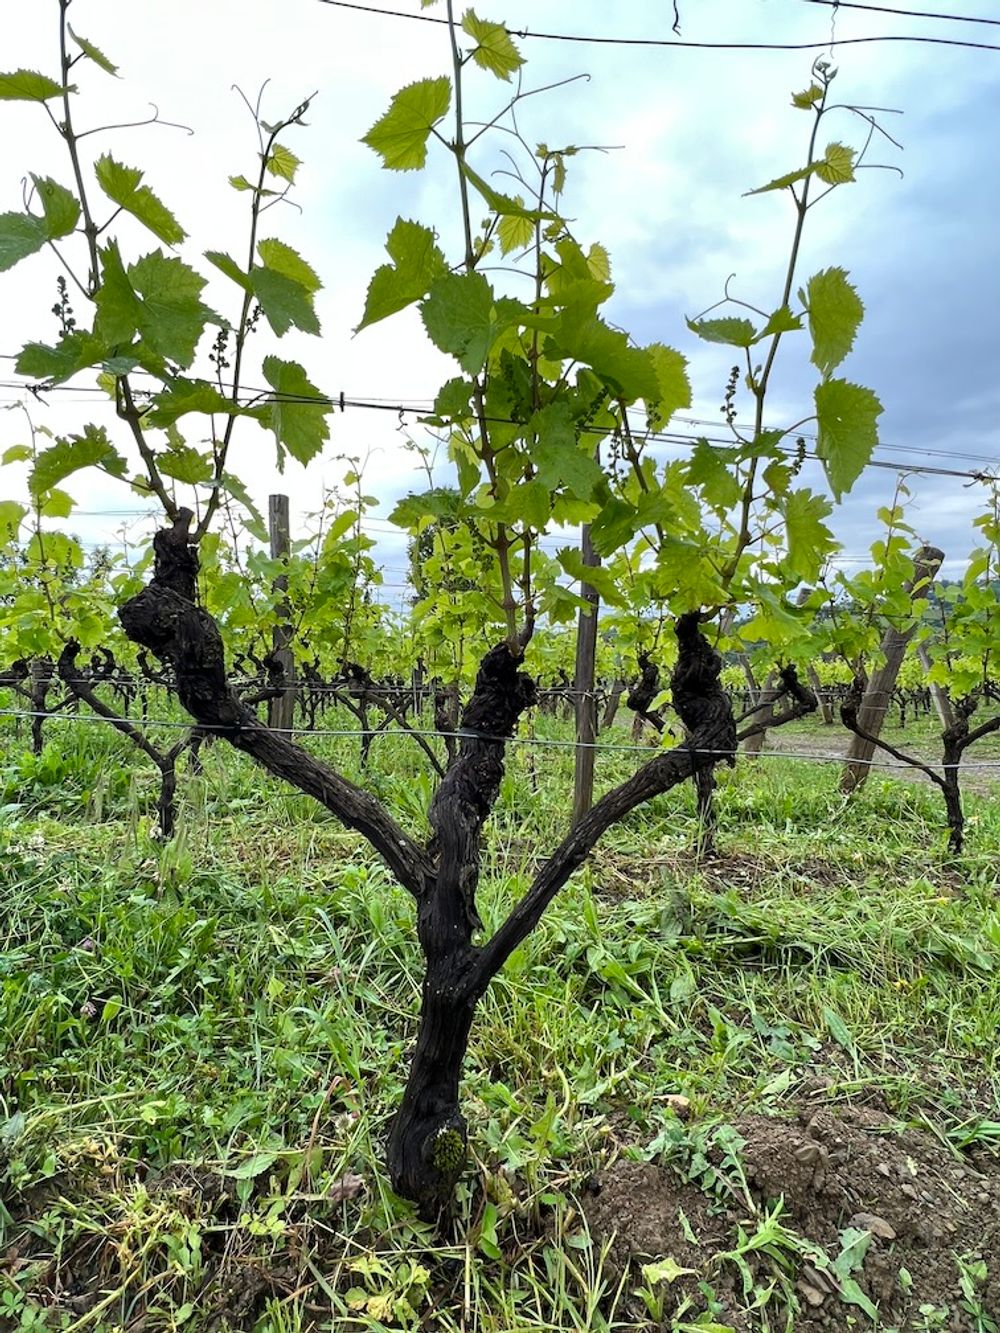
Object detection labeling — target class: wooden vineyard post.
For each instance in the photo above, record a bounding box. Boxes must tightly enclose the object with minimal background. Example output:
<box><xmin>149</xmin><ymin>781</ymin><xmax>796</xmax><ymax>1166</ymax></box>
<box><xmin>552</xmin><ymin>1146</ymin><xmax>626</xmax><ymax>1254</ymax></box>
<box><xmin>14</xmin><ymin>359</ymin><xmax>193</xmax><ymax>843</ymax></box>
<box><xmin>808</xmin><ymin>665</ymin><xmax>835</xmax><ymax>725</ymax></box>
<box><xmin>840</xmin><ymin>544</ymin><xmax>944</xmax><ymax>794</ymax></box>
<box><xmin>267</xmin><ymin>494</ymin><xmax>296</xmax><ymax>736</ymax></box>
<box><xmin>741</xmin><ymin>670</ymin><xmax>778</xmax><ymax>758</ymax></box>
<box><xmin>916</xmin><ymin>641</ymin><xmax>956</xmax><ymax>731</ymax></box>
<box><xmin>571</xmin><ymin>524</ymin><xmax>600</xmax><ymax>826</ymax></box>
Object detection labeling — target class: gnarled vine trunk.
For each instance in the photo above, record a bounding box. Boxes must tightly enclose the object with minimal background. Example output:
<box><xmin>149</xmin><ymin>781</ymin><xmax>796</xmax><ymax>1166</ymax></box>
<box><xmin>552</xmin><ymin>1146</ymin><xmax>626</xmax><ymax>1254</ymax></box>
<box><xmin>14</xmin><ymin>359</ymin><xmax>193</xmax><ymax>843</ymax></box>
<box><xmin>119</xmin><ymin>516</ymin><xmax>746</xmax><ymax>1214</ymax></box>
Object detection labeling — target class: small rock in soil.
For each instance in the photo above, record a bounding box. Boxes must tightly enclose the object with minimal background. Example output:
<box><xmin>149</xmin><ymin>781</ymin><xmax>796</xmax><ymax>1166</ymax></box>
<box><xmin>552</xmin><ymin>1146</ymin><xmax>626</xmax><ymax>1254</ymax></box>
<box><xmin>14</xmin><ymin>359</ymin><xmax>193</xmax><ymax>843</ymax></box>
<box><xmin>850</xmin><ymin>1211</ymin><xmax>897</xmax><ymax>1240</ymax></box>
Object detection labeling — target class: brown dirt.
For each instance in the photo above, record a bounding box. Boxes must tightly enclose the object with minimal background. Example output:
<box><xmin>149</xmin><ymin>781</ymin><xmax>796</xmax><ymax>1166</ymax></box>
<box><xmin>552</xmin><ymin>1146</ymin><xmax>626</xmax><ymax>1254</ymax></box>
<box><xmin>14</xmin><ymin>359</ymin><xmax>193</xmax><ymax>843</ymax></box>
<box><xmin>582</xmin><ymin>1102</ymin><xmax>1000</xmax><ymax>1331</ymax></box>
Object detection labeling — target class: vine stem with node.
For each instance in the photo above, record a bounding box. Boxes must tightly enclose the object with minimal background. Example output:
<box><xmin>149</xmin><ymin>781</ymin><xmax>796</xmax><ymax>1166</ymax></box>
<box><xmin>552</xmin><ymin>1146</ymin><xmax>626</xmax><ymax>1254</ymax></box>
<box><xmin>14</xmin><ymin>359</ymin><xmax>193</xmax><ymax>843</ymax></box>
<box><xmin>444</xmin><ymin>0</ymin><xmax>523</xmax><ymax>654</ymax></box>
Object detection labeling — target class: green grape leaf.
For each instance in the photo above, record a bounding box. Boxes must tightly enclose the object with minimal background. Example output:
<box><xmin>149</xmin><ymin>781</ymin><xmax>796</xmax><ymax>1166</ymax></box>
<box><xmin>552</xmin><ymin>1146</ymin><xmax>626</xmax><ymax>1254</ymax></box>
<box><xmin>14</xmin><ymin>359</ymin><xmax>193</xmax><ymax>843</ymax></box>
<box><xmin>745</xmin><ymin>163</ymin><xmax>813</xmax><ymax>196</ymax></box>
<box><xmin>791</xmin><ymin>83</ymin><xmax>824</xmax><ymax>109</ymax></box>
<box><xmin>0</xmin><ymin>70</ymin><xmax>68</xmax><ymax>102</ymax></box>
<box><xmin>558</xmin><ymin>546</ymin><xmax>624</xmax><ymax>606</ymax></box>
<box><xmin>545</xmin><ymin>235</ymin><xmax>611</xmax><ymax>301</ymax></box>
<box><xmin>250</xmin><ymin>247</ymin><xmax>321</xmax><ymax>336</ymax></box>
<box><xmin>30</xmin><ymin>175</ymin><xmax>80</xmax><ymax>239</ymax></box>
<box><xmin>453</xmin><ymin>442</ymin><xmax>480</xmax><ymax>496</ymax></box>
<box><xmin>94</xmin><ymin>241</ymin><xmax>141</xmax><ymax>346</ymax></box>
<box><xmin>420</xmin><ymin>271</ymin><xmax>495</xmax><ymax>374</ymax></box>
<box><xmin>815</xmin><ymin>142</ymin><xmax>856</xmax><ymax>185</ymax></box>
<box><xmin>16</xmin><ymin>331</ymin><xmax>108</xmax><ymax>383</ymax></box>
<box><xmin>497</xmin><ymin>202</ymin><xmax>534</xmax><ymax>256</ymax></box>
<box><xmin>538</xmin><ymin>581</ymin><xmax>588</xmax><ymax>624</ymax></box>
<box><xmin>461</xmin><ymin>11</ymin><xmax>524</xmax><ymax>80</ymax></box>
<box><xmin>0</xmin><ymin>213</ymin><xmax>47</xmax><ymax>272</ymax></box>
<box><xmin>815</xmin><ymin>378</ymin><xmax>882</xmax><ymax>501</ymax></box>
<box><xmin>0</xmin><ymin>177</ymin><xmax>80</xmax><ymax>273</ymax></box>
<box><xmin>762</xmin><ymin>457</ymin><xmax>793</xmax><ymax>498</ymax></box>
<box><xmin>500</xmin><ymin>479</ymin><xmax>550</xmax><ymax>530</ymax></box>
<box><xmin>390</xmin><ymin>489</ymin><xmax>463</xmax><ymax>529</ymax></box>
<box><xmin>587</xmin><ymin>243</ymin><xmax>611</xmax><ymax>283</ymax></box>
<box><xmin>651</xmin><ymin>534</ymin><xmax>729</xmax><ymax>611</ymax></box>
<box><xmin>738</xmin><ymin>587</ymin><xmax>806</xmax><ymax>646</ymax></box>
<box><xmin>128</xmin><ymin>249</ymin><xmax>224</xmax><ymax>366</ymax></box>
<box><xmin>550</xmin><ymin>153</ymin><xmax>569</xmax><ymax>196</ymax></box>
<box><xmin>260</xmin><ymin>356</ymin><xmax>331</xmax><ymax>465</ymax></box>
<box><xmin>205</xmin><ymin>249</ymin><xmax>251</xmax><ymax>291</ymax></box>
<box><xmin>217</xmin><ymin>472</ymin><xmax>265</xmax><ymax>529</ymax></box>
<box><xmin>645</xmin><ymin>342</ymin><xmax>690</xmax><ymax>430</ymax></box>
<box><xmin>759</xmin><ymin>304</ymin><xmax>802</xmax><ymax>337</ymax></box>
<box><xmin>95</xmin><ymin>154</ymin><xmax>185</xmax><ymax>246</ymax></box>
<box><xmin>803</xmin><ymin>267</ymin><xmax>863</xmax><ymax>376</ymax></box>
<box><xmin>157</xmin><ymin>439</ymin><xmax>214</xmax><ymax>484</ymax></box>
<box><xmin>546</xmin><ymin>311</ymin><xmax>659</xmax><ymax>402</ymax></box>
<box><xmin>635</xmin><ymin>485</ymin><xmax>677</xmax><ymax>533</ymax></box>
<box><xmin>251</xmin><ymin>267</ymin><xmax>319</xmax><ymax>337</ymax></box>
<box><xmin>0</xmin><ymin>500</ymin><xmax>27</xmax><ymax>543</ymax></box>
<box><xmin>69</xmin><ymin>27</ymin><xmax>119</xmax><ymax>76</ymax></box>
<box><xmin>529</xmin><ymin>402</ymin><xmax>603</xmax><ymax>498</ymax></box>
<box><xmin>145</xmin><ymin>380</ymin><xmax>239</xmax><ymax>427</ymax></box>
<box><xmin>685</xmin><ymin>316</ymin><xmax>757</xmax><ymax>347</ymax></box>
<box><xmin>432</xmin><ymin>376</ymin><xmax>474</xmax><ymax>421</ymax></box>
<box><xmin>1</xmin><ymin>444</ymin><xmax>31</xmax><ymax>464</ymax></box>
<box><xmin>361</xmin><ymin>76</ymin><xmax>451</xmax><ymax>171</ymax></box>
<box><xmin>783</xmin><ymin>487</ymin><xmax>836</xmax><ymax>580</ymax></box>
<box><xmin>257</xmin><ymin>238</ymin><xmax>321</xmax><ymax>293</ymax></box>
<box><xmin>30</xmin><ymin>425</ymin><xmax>127</xmax><ymax>497</ymax></box>
<box><xmin>39</xmin><ymin>488</ymin><xmax>75</xmax><ymax>519</ymax></box>
<box><xmin>266</xmin><ymin>143</ymin><xmax>300</xmax><ymax>182</ymax></box>
<box><xmin>590</xmin><ymin>497</ymin><xmax>639</xmax><ymax>557</ymax></box>
<box><xmin>357</xmin><ymin>217</ymin><xmax>447</xmax><ymax>330</ymax></box>
<box><xmin>686</xmin><ymin>439</ymin><xmax>742</xmax><ymax>509</ymax></box>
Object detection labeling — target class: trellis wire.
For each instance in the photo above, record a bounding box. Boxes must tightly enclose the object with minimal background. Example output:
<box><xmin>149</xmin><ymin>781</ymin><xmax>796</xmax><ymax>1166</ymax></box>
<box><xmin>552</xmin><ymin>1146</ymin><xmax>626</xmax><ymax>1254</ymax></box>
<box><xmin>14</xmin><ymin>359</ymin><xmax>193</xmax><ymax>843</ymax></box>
<box><xmin>2</xmin><ymin>706</ymin><xmax>999</xmax><ymax>769</ymax></box>
<box><xmin>313</xmin><ymin>0</ymin><xmax>1000</xmax><ymax>52</ymax></box>
<box><xmin>9</xmin><ymin>677</ymin><xmax>957</xmax><ymax>702</ymax></box>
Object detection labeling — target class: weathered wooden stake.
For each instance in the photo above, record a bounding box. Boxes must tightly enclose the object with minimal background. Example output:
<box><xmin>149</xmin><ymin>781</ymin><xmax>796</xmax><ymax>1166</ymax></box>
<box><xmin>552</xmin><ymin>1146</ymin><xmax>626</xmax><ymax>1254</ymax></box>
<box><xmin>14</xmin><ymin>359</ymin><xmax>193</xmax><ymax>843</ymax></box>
<box><xmin>572</xmin><ymin>524</ymin><xmax>600</xmax><ymax>826</ymax></box>
<box><xmin>916</xmin><ymin>641</ymin><xmax>956</xmax><ymax>731</ymax></box>
<box><xmin>840</xmin><ymin>544</ymin><xmax>944</xmax><ymax>793</ymax></box>
<box><xmin>267</xmin><ymin>494</ymin><xmax>296</xmax><ymax>736</ymax></box>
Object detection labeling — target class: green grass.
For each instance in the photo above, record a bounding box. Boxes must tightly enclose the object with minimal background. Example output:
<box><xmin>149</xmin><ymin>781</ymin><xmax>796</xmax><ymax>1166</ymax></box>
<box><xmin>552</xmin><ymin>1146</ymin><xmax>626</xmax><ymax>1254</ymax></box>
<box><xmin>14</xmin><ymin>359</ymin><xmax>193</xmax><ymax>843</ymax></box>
<box><xmin>1</xmin><ymin>704</ymin><xmax>999</xmax><ymax>1331</ymax></box>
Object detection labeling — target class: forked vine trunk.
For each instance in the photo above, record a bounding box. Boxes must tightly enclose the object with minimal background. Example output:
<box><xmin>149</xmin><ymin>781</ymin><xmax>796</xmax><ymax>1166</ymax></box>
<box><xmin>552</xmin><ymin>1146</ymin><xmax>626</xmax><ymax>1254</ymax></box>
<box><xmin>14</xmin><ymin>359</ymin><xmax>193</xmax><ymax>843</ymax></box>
<box><xmin>120</xmin><ymin>517</ymin><xmax>742</xmax><ymax>1214</ymax></box>
<box><xmin>841</xmin><ymin>682</ymin><xmax>1000</xmax><ymax>855</ymax></box>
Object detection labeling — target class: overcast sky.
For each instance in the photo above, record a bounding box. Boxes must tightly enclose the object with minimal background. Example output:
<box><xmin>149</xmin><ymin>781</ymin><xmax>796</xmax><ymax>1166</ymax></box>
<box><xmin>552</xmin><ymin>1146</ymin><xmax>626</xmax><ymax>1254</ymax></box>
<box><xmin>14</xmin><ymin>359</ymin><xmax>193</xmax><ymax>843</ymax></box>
<box><xmin>1</xmin><ymin>0</ymin><xmax>997</xmax><ymax>602</ymax></box>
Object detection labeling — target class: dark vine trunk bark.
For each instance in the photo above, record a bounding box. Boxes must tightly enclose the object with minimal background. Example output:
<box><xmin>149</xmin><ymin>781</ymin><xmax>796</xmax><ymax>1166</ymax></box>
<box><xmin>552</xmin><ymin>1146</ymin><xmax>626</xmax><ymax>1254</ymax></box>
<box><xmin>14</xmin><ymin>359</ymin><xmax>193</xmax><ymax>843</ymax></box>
<box><xmin>941</xmin><ymin>774</ymin><xmax>964</xmax><ymax>854</ymax></box>
<box><xmin>627</xmin><ymin>652</ymin><xmax>665</xmax><ymax>738</ymax></box>
<box><xmin>57</xmin><ymin>641</ymin><xmax>193</xmax><ymax>840</ymax></box>
<box><xmin>386</xmin><ymin>643</ymin><xmax>535</xmax><ymax>1213</ymax></box>
<box><xmin>118</xmin><ymin>518</ymin><xmax>749</xmax><ymax>1215</ymax></box>
<box><xmin>386</xmin><ymin>959</ymin><xmax>477</xmax><ymax>1211</ymax></box>
<box><xmin>841</xmin><ymin>684</ymin><xmax>1000</xmax><ymax>857</ymax></box>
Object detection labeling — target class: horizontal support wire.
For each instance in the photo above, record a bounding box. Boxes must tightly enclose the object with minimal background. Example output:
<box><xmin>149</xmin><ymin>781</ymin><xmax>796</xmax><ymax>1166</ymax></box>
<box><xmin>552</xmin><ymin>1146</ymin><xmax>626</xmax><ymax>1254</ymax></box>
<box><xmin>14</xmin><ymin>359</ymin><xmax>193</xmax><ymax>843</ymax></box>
<box><xmin>1</xmin><ymin>707</ymin><xmax>998</xmax><ymax>769</ymax></box>
<box><xmin>0</xmin><ymin>382</ymin><xmax>993</xmax><ymax>481</ymax></box>
<box><xmin>7</xmin><ymin>679</ymin><xmax>968</xmax><ymax>703</ymax></box>
<box><xmin>313</xmin><ymin>0</ymin><xmax>1000</xmax><ymax>52</ymax></box>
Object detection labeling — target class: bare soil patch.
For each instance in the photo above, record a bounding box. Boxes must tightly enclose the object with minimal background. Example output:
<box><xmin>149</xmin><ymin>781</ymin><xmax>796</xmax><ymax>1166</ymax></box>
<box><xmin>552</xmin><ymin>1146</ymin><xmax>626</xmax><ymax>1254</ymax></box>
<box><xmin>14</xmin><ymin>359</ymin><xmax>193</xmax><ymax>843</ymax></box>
<box><xmin>583</xmin><ymin>1101</ymin><xmax>1000</xmax><ymax>1330</ymax></box>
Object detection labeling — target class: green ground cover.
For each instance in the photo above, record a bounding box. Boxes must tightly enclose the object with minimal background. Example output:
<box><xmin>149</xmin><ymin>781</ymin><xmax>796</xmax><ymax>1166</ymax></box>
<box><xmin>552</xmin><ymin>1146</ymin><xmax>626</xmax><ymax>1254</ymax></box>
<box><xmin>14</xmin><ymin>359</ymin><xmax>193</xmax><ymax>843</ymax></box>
<box><xmin>2</xmin><ymin>708</ymin><xmax>999</xmax><ymax>1332</ymax></box>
